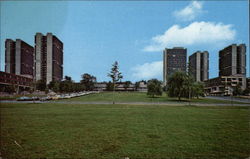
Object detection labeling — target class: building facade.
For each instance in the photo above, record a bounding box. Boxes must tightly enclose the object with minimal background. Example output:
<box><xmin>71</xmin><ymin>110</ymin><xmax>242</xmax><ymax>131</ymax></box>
<box><xmin>163</xmin><ymin>47</ymin><xmax>187</xmax><ymax>85</ymax></box>
<box><xmin>5</xmin><ymin>39</ymin><xmax>16</xmax><ymax>74</ymax></box>
<box><xmin>93</xmin><ymin>82</ymin><xmax>147</xmax><ymax>92</ymax></box>
<box><xmin>204</xmin><ymin>75</ymin><xmax>246</xmax><ymax>95</ymax></box>
<box><xmin>0</xmin><ymin>71</ymin><xmax>33</xmax><ymax>93</ymax></box>
<box><xmin>219</xmin><ymin>44</ymin><xmax>246</xmax><ymax>76</ymax></box>
<box><xmin>5</xmin><ymin>39</ymin><xmax>34</xmax><ymax>78</ymax></box>
<box><xmin>247</xmin><ymin>78</ymin><xmax>250</xmax><ymax>90</ymax></box>
<box><xmin>189</xmin><ymin>51</ymin><xmax>209</xmax><ymax>82</ymax></box>
<box><xmin>204</xmin><ymin>44</ymin><xmax>247</xmax><ymax>95</ymax></box>
<box><xmin>35</xmin><ymin>33</ymin><xmax>63</xmax><ymax>84</ymax></box>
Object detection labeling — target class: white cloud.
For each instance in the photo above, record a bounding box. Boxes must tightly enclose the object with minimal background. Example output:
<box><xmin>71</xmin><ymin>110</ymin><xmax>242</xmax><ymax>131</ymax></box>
<box><xmin>143</xmin><ymin>21</ymin><xmax>236</xmax><ymax>52</ymax></box>
<box><xmin>174</xmin><ymin>1</ymin><xmax>203</xmax><ymax>21</ymax></box>
<box><xmin>131</xmin><ymin>61</ymin><xmax>162</xmax><ymax>80</ymax></box>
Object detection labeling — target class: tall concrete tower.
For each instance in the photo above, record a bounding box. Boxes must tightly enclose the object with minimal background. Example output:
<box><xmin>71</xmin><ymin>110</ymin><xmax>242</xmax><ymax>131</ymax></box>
<box><xmin>5</xmin><ymin>39</ymin><xmax>34</xmax><ymax>78</ymax></box>
<box><xmin>189</xmin><ymin>51</ymin><xmax>209</xmax><ymax>82</ymax></box>
<box><xmin>34</xmin><ymin>33</ymin><xmax>63</xmax><ymax>84</ymax></box>
<box><xmin>5</xmin><ymin>39</ymin><xmax>16</xmax><ymax>74</ymax></box>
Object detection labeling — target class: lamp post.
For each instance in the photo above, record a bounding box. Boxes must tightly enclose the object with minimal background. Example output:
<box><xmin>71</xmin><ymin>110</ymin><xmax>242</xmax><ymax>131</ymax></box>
<box><xmin>230</xmin><ymin>87</ymin><xmax>234</xmax><ymax>106</ymax></box>
<box><xmin>189</xmin><ymin>80</ymin><xmax>191</xmax><ymax>106</ymax></box>
<box><xmin>113</xmin><ymin>81</ymin><xmax>115</xmax><ymax>104</ymax></box>
<box><xmin>187</xmin><ymin>62</ymin><xmax>192</xmax><ymax>106</ymax></box>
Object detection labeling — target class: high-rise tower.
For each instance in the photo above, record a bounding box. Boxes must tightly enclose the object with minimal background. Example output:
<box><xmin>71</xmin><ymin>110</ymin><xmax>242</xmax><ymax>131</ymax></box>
<box><xmin>163</xmin><ymin>47</ymin><xmax>187</xmax><ymax>85</ymax></box>
<box><xmin>5</xmin><ymin>39</ymin><xmax>34</xmax><ymax>78</ymax></box>
<box><xmin>189</xmin><ymin>51</ymin><xmax>209</xmax><ymax>82</ymax></box>
<box><xmin>219</xmin><ymin>44</ymin><xmax>246</xmax><ymax>77</ymax></box>
<box><xmin>35</xmin><ymin>33</ymin><xmax>63</xmax><ymax>84</ymax></box>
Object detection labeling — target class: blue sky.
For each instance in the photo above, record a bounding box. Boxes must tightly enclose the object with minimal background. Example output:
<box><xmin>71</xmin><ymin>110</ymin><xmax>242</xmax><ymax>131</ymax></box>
<box><xmin>0</xmin><ymin>1</ymin><xmax>249</xmax><ymax>82</ymax></box>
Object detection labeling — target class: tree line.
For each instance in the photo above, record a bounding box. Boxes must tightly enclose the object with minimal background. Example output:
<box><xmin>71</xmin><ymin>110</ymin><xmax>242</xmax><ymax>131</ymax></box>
<box><xmin>147</xmin><ymin>72</ymin><xmax>205</xmax><ymax>101</ymax></box>
<box><xmin>35</xmin><ymin>73</ymin><xmax>96</xmax><ymax>93</ymax></box>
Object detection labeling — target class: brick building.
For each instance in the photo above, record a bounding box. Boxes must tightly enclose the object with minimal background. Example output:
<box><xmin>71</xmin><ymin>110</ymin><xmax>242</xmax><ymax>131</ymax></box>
<box><xmin>163</xmin><ymin>47</ymin><xmax>187</xmax><ymax>85</ymax></box>
<box><xmin>219</xmin><ymin>44</ymin><xmax>246</xmax><ymax>76</ymax></box>
<box><xmin>0</xmin><ymin>71</ymin><xmax>33</xmax><ymax>92</ymax></box>
<box><xmin>5</xmin><ymin>39</ymin><xmax>34</xmax><ymax>78</ymax></box>
<box><xmin>204</xmin><ymin>44</ymin><xmax>247</xmax><ymax>95</ymax></box>
<box><xmin>204</xmin><ymin>75</ymin><xmax>246</xmax><ymax>95</ymax></box>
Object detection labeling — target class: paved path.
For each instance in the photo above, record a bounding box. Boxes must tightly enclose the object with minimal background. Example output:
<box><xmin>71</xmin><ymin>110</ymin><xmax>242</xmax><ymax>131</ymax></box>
<box><xmin>1</xmin><ymin>100</ymin><xmax>250</xmax><ymax>106</ymax></box>
<box><xmin>206</xmin><ymin>96</ymin><xmax>250</xmax><ymax>104</ymax></box>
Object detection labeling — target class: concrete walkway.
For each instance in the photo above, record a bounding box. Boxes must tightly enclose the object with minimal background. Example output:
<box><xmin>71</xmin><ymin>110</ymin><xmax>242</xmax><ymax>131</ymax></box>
<box><xmin>1</xmin><ymin>100</ymin><xmax>250</xmax><ymax>106</ymax></box>
<box><xmin>206</xmin><ymin>96</ymin><xmax>250</xmax><ymax>104</ymax></box>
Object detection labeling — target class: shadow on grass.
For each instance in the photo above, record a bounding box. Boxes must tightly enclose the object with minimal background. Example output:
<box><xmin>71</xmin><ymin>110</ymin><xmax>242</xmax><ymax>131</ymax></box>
<box><xmin>167</xmin><ymin>99</ymin><xmax>190</xmax><ymax>102</ymax></box>
<box><xmin>146</xmin><ymin>95</ymin><xmax>191</xmax><ymax>102</ymax></box>
<box><xmin>146</xmin><ymin>96</ymin><xmax>161</xmax><ymax>99</ymax></box>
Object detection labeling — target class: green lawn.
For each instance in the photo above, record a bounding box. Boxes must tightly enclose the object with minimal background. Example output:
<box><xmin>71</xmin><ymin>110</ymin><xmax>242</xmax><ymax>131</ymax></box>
<box><xmin>1</xmin><ymin>103</ymin><xmax>249</xmax><ymax>158</ymax></box>
<box><xmin>65</xmin><ymin>92</ymin><xmax>244</xmax><ymax>104</ymax></box>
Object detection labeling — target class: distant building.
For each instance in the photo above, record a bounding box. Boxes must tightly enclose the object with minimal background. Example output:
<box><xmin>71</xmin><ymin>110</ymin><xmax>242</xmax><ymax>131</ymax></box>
<box><xmin>35</xmin><ymin>33</ymin><xmax>63</xmax><ymax>84</ymax></box>
<box><xmin>5</xmin><ymin>39</ymin><xmax>34</xmax><ymax>78</ymax></box>
<box><xmin>189</xmin><ymin>51</ymin><xmax>209</xmax><ymax>82</ymax></box>
<box><xmin>137</xmin><ymin>81</ymin><xmax>147</xmax><ymax>92</ymax></box>
<box><xmin>116</xmin><ymin>82</ymin><xmax>135</xmax><ymax>91</ymax></box>
<box><xmin>163</xmin><ymin>47</ymin><xmax>187</xmax><ymax>85</ymax></box>
<box><xmin>219</xmin><ymin>44</ymin><xmax>246</xmax><ymax>76</ymax></box>
<box><xmin>93</xmin><ymin>81</ymin><xmax>147</xmax><ymax>92</ymax></box>
<box><xmin>94</xmin><ymin>82</ymin><xmax>107</xmax><ymax>91</ymax></box>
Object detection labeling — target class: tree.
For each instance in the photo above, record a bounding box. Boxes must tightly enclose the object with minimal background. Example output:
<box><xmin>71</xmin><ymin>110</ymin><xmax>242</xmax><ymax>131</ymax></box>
<box><xmin>167</xmin><ymin>71</ymin><xmax>188</xmax><ymax>101</ymax></box>
<box><xmin>80</xmin><ymin>73</ymin><xmax>96</xmax><ymax>91</ymax></box>
<box><xmin>233</xmin><ymin>84</ymin><xmax>243</xmax><ymax>96</ymax></box>
<box><xmin>192</xmin><ymin>82</ymin><xmax>204</xmax><ymax>99</ymax></box>
<box><xmin>35</xmin><ymin>80</ymin><xmax>46</xmax><ymax>91</ymax></box>
<box><xmin>106</xmin><ymin>81</ymin><xmax>114</xmax><ymax>91</ymax></box>
<box><xmin>108</xmin><ymin>61</ymin><xmax>123</xmax><ymax>104</ymax></box>
<box><xmin>65</xmin><ymin>76</ymin><xmax>72</xmax><ymax>81</ymax></box>
<box><xmin>48</xmin><ymin>81</ymin><xmax>60</xmax><ymax>93</ymax></box>
<box><xmin>243</xmin><ymin>88</ymin><xmax>250</xmax><ymax>96</ymax></box>
<box><xmin>124</xmin><ymin>81</ymin><xmax>131</xmax><ymax>91</ymax></box>
<box><xmin>147</xmin><ymin>79</ymin><xmax>162</xmax><ymax>98</ymax></box>
<box><xmin>72</xmin><ymin>83</ymin><xmax>85</xmax><ymax>92</ymax></box>
<box><xmin>59</xmin><ymin>81</ymin><xmax>69</xmax><ymax>93</ymax></box>
<box><xmin>4</xmin><ymin>85</ymin><xmax>16</xmax><ymax>94</ymax></box>
<box><xmin>182</xmin><ymin>74</ymin><xmax>194</xmax><ymax>99</ymax></box>
<box><xmin>107</xmin><ymin>61</ymin><xmax>123</xmax><ymax>91</ymax></box>
<box><xmin>59</xmin><ymin>76</ymin><xmax>74</xmax><ymax>93</ymax></box>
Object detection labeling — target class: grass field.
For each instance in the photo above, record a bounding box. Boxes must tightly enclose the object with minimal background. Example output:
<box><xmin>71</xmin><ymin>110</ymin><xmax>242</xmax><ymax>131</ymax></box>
<box><xmin>1</xmin><ymin>103</ymin><xmax>249</xmax><ymax>158</ymax></box>
<box><xmin>64</xmin><ymin>92</ymin><xmax>244</xmax><ymax>104</ymax></box>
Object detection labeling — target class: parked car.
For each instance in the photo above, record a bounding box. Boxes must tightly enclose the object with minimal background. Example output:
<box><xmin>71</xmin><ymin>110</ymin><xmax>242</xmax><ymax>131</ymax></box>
<box><xmin>51</xmin><ymin>96</ymin><xmax>59</xmax><ymax>100</ymax></box>
<box><xmin>31</xmin><ymin>96</ymin><xmax>40</xmax><ymax>100</ymax></box>
<box><xmin>40</xmin><ymin>96</ymin><xmax>52</xmax><ymax>101</ymax></box>
<box><xmin>17</xmin><ymin>96</ymin><xmax>32</xmax><ymax>101</ymax></box>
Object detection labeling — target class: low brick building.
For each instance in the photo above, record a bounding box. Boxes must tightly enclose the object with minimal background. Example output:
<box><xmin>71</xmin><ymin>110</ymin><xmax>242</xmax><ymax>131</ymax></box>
<box><xmin>0</xmin><ymin>71</ymin><xmax>33</xmax><ymax>93</ymax></box>
<box><xmin>204</xmin><ymin>75</ymin><xmax>246</xmax><ymax>96</ymax></box>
